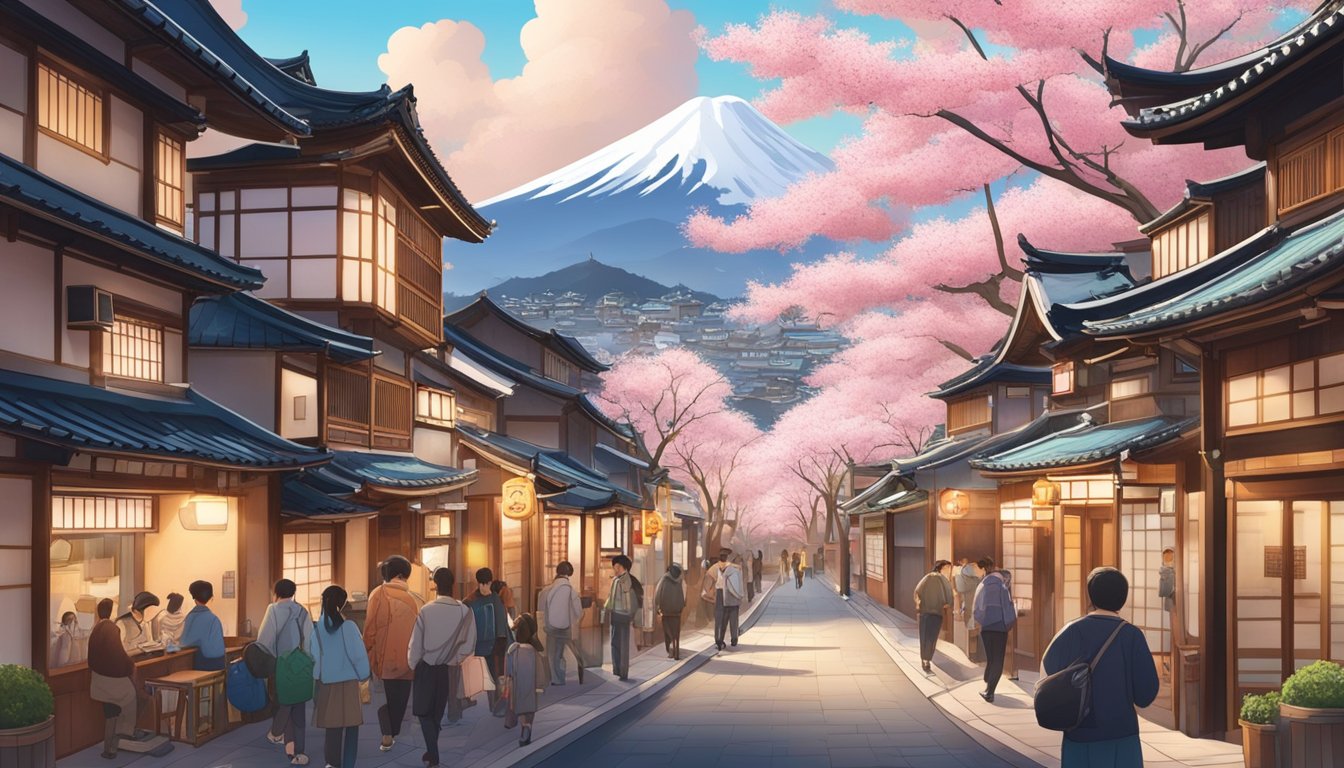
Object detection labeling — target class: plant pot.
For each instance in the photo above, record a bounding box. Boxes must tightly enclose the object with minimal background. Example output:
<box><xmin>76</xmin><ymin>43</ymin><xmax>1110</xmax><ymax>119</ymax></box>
<box><xmin>1239</xmin><ymin>719</ymin><xmax>1279</xmax><ymax>768</ymax></box>
<box><xmin>1278</xmin><ymin>703</ymin><xmax>1344</xmax><ymax>768</ymax></box>
<box><xmin>0</xmin><ymin>716</ymin><xmax>56</xmax><ymax>768</ymax></box>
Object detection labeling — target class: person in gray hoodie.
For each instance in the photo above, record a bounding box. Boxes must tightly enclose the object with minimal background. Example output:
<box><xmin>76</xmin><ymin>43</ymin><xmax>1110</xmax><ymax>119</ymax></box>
<box><xmin>257</xmin><ymin>578</ymin><xmax>312</xmax><ymax>765</ymax></box>
<box><xmin>972</xmin><ymin>557</ymin><xmax>1017</xmax><ymax>703</ymax></box>
<box><xmin>654</xmin><ymin>564</ymin><xmax>686</xmax><ymax>660</ymax></box>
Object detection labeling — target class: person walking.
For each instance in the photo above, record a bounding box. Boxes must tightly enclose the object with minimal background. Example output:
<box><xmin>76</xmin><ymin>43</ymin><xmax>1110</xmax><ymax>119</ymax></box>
<box><xmin>88</xmin><ymin>598</ymin><xmax>137</xmax><ymax>759</ymax></box>
<box><xmin>179</xmin><ymin>580</ymin><xmax>226</xmax><ymax>671</ymax></box>
<box><xmin>411</xmin><ymin>568</ymin><xmax>475</xmax><ymax>768</ymax></box>
<box><xmin>791</xmin><ymin>550</ymin><xmax>803</xmax><ymax>589</ymax></box>
<box><xmin>815</xmin><ymin>546</ymin><xmax>825</xmax><ymax>576</ymax></box>
<box><xmin>151</xmin><ymin>593</ymin><xmax>187</xmax><ymax>650</ymax></box>
<box><xmin>503</xmin><ymin>614</ymin><xmax>549</xmax><ymax>747</ymax></box>
<box><xmin>753</xmin><ymin>550</ymin><xmax>764</xmax><ymax>593</ymax></box>
<box><xmin>464</xmin><ymin>568</ymin><xmax>511</xmax><ymax>716</ymax></box>
<box><xmin>311</xmin><ymin>585</ymin><xmax>370</xmax><ymax>768</ymax></box>
<box><xmin>538</xmin><ymin>561</ymin><xmax>585</xmax><ymax>686</ymax></box>
<box><xmin>364</xmin><ymin>556</ymin><xmax>423</xmax><ymax>752</ymax></box>
<box><xmin>743</xmin><ymin>553</ymin><xmax>755</xmax><ymax>603</ymax></box>
<box><xmin>258</xmin><ymin>578</ymin><xmax>312</xmax><ymax>765</ymax></box>
<box><xmin>702</xmin><ymin>555</ymin><xmax>724</xmax><ymax>635</ymax></box>
<box><xmin>972</xmin><ymin>557</ymin><xmax>1015</xmax><ymax>702</ymax></box>
<box><xmin>654</xmin><ymin>563</ymin><xmax>686</xmax><ymax>660</ymax></box>
<box><xmin>778</xmin><ymin>549</ymin><xmax>790</xmax><ymax>586</ymax></box>
<box><xmin>800</xmin><ymin>549</ymin><xmax>811</xmax><ymax>580</ymax></box>
<box><xmin>707</xmin><ymin>551</ymin><xmax>729</xmax><ymax>648</ymax></box>
<box><xmin>604</xmin><ymin>555</ymin><xmax>638</xmax><ymax>681</ymax></box>
<box><xmin>1043</xmin><ymin>567</ymin><xmax>1159</xmax><ymax>767</ymax></box>
<box><xmin>717</xmin><ymin>555</ymin><xmax>745</xmax><ymax>649</ymax></box>
<box><xmin>913</xmin><ymin>560</ymin><xmax>954</xmax><ymax>673</ymax></box>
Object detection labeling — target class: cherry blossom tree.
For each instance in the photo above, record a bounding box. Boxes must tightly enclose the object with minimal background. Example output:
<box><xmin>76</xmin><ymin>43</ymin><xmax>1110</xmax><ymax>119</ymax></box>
<box><xmin>679</xmin><ymin>1</ymin><xmax>1311</xmax><ymax>472</ymax></box>
<box><xmin>595</xmin><ymin>348</ymin><xmax>731</xmax><ymax>470</ymax></box>
<box><xmin>671</xmin><ymin>408</ymin><xmax>762</xmax><ymax>552</ymax></box>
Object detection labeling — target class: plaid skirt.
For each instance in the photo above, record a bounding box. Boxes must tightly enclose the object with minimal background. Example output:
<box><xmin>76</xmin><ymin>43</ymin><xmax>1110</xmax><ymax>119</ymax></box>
<box><xmin>313</xmin><ymin>680</ymin><xmax>363</xmax><ymax>729</ymax></box>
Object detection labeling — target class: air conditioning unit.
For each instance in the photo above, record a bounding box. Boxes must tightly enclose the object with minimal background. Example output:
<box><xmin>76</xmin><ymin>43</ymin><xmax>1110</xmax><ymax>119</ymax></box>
<box><xmin>67</xmin><ymin>285</ymin><xmax>114</xmax><ymax>330</ymax></box>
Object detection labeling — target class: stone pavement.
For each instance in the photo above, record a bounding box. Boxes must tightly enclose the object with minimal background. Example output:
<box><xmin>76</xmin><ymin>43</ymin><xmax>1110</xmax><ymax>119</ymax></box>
<box><xmin>60</xmin><ymin>581</ymin><xmax>777</xmax><ymax>768</ymax></box>
<box><xmin>541</xmin><ymin>574</ymin><xmax>1026</xmax><ymax>768</ymax></box>
<box><xmin>829</xmin><ymin>576</ymin><xmax>1244</xmax><ymax>768</ymax></box>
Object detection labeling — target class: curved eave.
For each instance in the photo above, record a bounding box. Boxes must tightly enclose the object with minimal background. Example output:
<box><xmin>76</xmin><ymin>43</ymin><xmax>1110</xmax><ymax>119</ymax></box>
<box><xmin>360</xmin><ymin>469</ymin><xmax>478</xmax><ymax>498</ymax></box>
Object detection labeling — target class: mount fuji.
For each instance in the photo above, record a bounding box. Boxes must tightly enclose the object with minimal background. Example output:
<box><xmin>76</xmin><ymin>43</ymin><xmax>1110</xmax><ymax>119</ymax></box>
<box><xmin>444</xmin><ymin>95</ymin><xmax>839</xmax><ymax>298</ymax></box>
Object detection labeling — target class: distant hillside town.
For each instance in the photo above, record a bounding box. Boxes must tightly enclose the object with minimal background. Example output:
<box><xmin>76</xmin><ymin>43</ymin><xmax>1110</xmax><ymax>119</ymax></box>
<box><xmin>448</xmin><ymin>259</ymin><xmax>846</xmax><ymax>426</ymax></box>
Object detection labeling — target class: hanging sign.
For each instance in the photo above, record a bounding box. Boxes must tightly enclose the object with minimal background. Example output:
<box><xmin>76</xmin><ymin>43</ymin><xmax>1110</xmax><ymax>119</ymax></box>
<box><xmin>501</xmin><ymin>477</ymin><xmax>538</xmax><ymax>521</ymax></box>
<box><xmin>643</xmin><ymin>510</ymin><xmax>664</xmax><ymax>538</ymax></box>
<box><xmin>937</xmin><ymin>489</ymin><xmax>970</xmax><ymax>520</ymax></box>
<box><xmin>1032</xmin><ymin>478</ymin><xmax>1061</xmax><ymax>508</ymax></box>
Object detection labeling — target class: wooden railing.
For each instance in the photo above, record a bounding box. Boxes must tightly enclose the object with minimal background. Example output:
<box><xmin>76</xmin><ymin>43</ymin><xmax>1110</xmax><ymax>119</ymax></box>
<box><xmin>324</xmin><ymin>363</ymin><xmax>414</xmax><ymax>450</ymax></box>
<box><xmin>395</xmin><ymin>199</ymin><xmax>442</xmax><ymax>342</ymax></box>
<box><xmin>372</xmin><ymin>373</ymin><xmax>413</xmax><ymax>450</ymax></box>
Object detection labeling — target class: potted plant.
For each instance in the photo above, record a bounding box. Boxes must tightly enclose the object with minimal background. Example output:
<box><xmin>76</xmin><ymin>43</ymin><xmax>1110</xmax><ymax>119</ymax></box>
<box><xmin>1239</xmin><ymin>691</ymin><xmax>1280</xmax><ymax>768</ymax></box>
<box><xmin>0</xmin><ymin>665</ymin><xmax>55</xmax><ymax>768</ymax></box>
<box><xmin>1279</xmin><ymin>660</ymin><xmax>1344</xmax><ymax>768</ymax></box>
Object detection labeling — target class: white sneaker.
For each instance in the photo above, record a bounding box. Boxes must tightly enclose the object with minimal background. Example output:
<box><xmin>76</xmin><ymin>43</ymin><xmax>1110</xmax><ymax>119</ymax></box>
<box><xmin>266</xmin><ymin>732</ymin><xmax>285</xmax><ymax>745</ymax></box>
<box><xmin>290</xmin><ymin>756</ymin><xmax>309</xmax><ymax>766</ymax></box>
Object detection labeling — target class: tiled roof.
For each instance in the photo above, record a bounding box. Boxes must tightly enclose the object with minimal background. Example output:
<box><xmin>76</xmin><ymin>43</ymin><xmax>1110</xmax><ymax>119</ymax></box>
<box><xmin>315</xmin><ymin>451</ymin><xmax>478</xmax><ymax>494</ymax></box>
<box><xmin>931</xmin><ymin>355</ymin><xmax>1050</xmax><ymax>399</ymax></box>
<box><xmin>443</xmin><ymin>324</ymin><xmax>579</xmax><ymax>399</ymax></box>
<box><xmin>1085</xmin><ymin>209</ymin><xmax>1344</xmax><ymax>334</ymax></box>
<box><xmin>281</xmin><ymin>474</ymin><xmax>377</xmax><ymax>520</ymax></box>
<box><xmin>0</xmin><ymin>153</ymin><xmax>264</xmax><ymax>291</ymax></box>
<box><xmin>971</xmin><ymin>415</ymin><xmax>1196</xmax><ymax>473</ymax></box>
<box><xmin>189</xmin><ymin>293</ymin><xmax>377</xmax><ymax>363</ymax></box>
<box><xmin>1139</xmin><ymin>164</ymin><xmax>1265</xmax><ymax>235</ymax></box>
<box><xmin>446</xmin><ymin>294</ymin><xmax>609</xmax><ymax>373</ymax></box>
<box><xmin>456</xmin><ymin>424</ymin><xmax>645</xmax><ymax>511</ymax></box>
<box><xmin>0</xmin><ymin>369</ymin><xmax>327</xmax><ymax>469</ymax></box>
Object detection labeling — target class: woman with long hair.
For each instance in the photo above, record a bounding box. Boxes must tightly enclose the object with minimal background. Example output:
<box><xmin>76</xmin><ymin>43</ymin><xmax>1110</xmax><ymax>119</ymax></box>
<box><xmin>778</xmin><ymin>549</ymin><xmax>790</xmax><ymax>586</ymax></box>
<box><xmin>311</xmin><ymin>586</ymin><xmax>370</xmax><ymax>768</ymax></box>
<box><xmin>503</xmin><ymin>613</ymin><xmax>549</xmax><ymax>746</ymax></box>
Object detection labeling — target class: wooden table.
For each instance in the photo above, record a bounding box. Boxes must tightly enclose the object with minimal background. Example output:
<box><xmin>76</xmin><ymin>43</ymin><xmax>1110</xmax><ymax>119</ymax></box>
<box><xmin>144</xmin><ymin>669</ymin><xmax>227</xmax><ymax>747</ymax></box>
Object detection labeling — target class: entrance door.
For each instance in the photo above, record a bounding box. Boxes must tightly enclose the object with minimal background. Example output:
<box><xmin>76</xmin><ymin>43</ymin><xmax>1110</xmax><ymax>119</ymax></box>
<box><xmin>1003</xmin><ymin>523</ymin><xmax>1053</xmax><ymax>670</ymax></box>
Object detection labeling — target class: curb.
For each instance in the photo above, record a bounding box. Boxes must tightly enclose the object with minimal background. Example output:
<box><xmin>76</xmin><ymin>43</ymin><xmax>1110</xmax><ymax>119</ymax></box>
<box><xmin>476</xmin><ymin>582</ymin><xmax>780</xmax><ymax>768</ymax></box>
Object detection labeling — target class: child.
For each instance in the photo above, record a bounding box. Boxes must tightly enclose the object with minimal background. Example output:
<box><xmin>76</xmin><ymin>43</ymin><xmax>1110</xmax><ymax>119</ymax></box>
<box><xmin>503</xmin><ymin>613</ymin><xmax>550</xmax><ymax>747</ymax></box>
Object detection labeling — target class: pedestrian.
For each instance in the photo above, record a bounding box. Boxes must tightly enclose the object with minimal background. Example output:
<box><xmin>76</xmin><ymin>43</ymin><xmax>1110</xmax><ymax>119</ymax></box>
<box><xmin>791</xmin><ymin>550</ymin><xmax>803</xmax><ymax>589</ymax></box>
<box><xmin>503</xmin><ymin>613</ymin><xmax>549</xmax><ymax>747</ymax></box>
<box><xmin>800</xmin><ymin>549</ymin><xmax>811</xmax><ymax>580</ymax></box>
<box><xmin>953</xmin><ymin>558</ymin><xmax>981</xmax><ymax>622</ymax></box>
<box><xmin>116</xmin><ymin>591</ymin><xmax>159</xmax><ymax>652</ymax></box>
<box><xmin>464</xmin><ymin>568</ymin><xmax>510</xmax><ymax>715</ymax></box>
<box><xmin>1158</xmin><ymin>548</ymin><xmax>1176</xmax><ymax>678</ymax></box>
<box><xmin>654</xmin><ymin>563</ymin><xmax>686</xmax><ymax>660</ymax></box>
<box><xmin>364</xmin><ymin>555</ymin><xmax>423</xmax><ymax>752</ymax></box>
<box><xmin>311</xmin><ymin>585</ymin><xmax>370</xmax><ymax>768</ymax></box>
<box><xmin>258</xmin><ymin>578</ymin><xmax>312</xmax><ymax>766</ymax></box>
<box><xmin>151</xmin><ymin>593</ymin><xmax>187</xmax><ymax>650</ymax></box>
<box><xmin>492</xmin><ymin>579</ymin><xmax>517</xmax><ymax>623</ymax></box>
<box><xmin>52</xmin><ymin>611</ymin><xmax>85</xmax><ymax>668</ymax></box>
<box><xmin>179</xmin><ymin>580</ymin><xmax>226</xmax><ymax>671</ymax></box>
<box><xmin>1043</xmin><ymin>567</ymin><xmax>1159</xmax><ymax>767</ymax></box>
<box><xmin>778</xmin><ymin>549</ymin><xmax>789</xmax><ymax>586</ymax></box>
<box><xmin>88</xmin><ymin>598</ymin><xmax>137</xmax><ymax>759</ymax></box>
<box><xmin>816</xmin><ymin>545</ymin><xmax>825</xmax><ymax>576</ymax></box>
<box><xmin>604</xmin><ymin>554</ymin><xmax>638</xmax><ymax>681</ymax></box>
<box><xmin>538</xmin><ymin>561</ymin><xmax>585</xmax><ymax>685</ymax></box>
<box><xmin>701</xmin><ymin>555</ymin><xmax>724</xmax><ymax>630</ymax></box>
<box><xmin>913</xmin><ymin>560</ymin><xmax>954</xmax><ymax>673</ymax></box>
<box><xmin>716</xmin><ymin>554</ymin><xmax>745</xmax><ymax>649</ymax></box>
<box><xmin>412</xmin><ymin>568</ymin><xmax>475</xmax><ymax>768</ymax></box>
<box><xmin>743</xmin><ymin>552</ymin><xmax>755</xmax><ymax>602</ymax></box>
<box><xmin>707</xmin><ymin>550</ymin><xmax>730</xmax><ymax>647</ymax></box>
<box><xmin>754</xmin><ymin>550</ymin><xmax>764</xmax><ymax>593</ymax></box>
<box><xmin>972</xmin><ymin>557</ymin><xmax>1015</xmax><ymax>702</ymax></box>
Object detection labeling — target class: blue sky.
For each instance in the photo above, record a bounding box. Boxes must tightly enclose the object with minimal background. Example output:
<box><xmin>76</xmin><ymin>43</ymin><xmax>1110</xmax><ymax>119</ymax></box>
<box><xmin>233</xmin><ymin>0</ymin><xmax>912</xmax><ymax>154</ymax></box>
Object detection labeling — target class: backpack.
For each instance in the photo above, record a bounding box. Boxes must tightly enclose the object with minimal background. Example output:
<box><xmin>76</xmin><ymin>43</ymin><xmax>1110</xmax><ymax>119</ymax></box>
<box><xmin>470</xmin><ymin>598</ymin><xmax>497</xmax><ymax>656</ymax></box>
<box><xmin>226</xmin><ymin>659</ymin><xmax>268</xmax><ymax>713</ymax></box>
<box><xmin>629</xmin><ymin>575</ymin><xmax>644</xmax><ymax>611</ymax></box>
<box><xmin>977</xmin><ymin>575</ymin><xmax>1017</xmax><ymax>632</ymax></box>
<box><xmin>276</xmin><ymin>644</ymin><xmax>316</xmax><ymax>705</ymax></box>
<box><xmin>242</xmin><ymin>641</ymin><xmax>275</xmax><ymax>679</ymax></box>
<box><xmin>1034</xmin><ymin>620</ymin><xmax>1126</xmax><ymax>732</ymax></box>
<box><xmin>954</xmin><ymin>564</ymin><xmax>981</xmax><ymax>594</ymax></box>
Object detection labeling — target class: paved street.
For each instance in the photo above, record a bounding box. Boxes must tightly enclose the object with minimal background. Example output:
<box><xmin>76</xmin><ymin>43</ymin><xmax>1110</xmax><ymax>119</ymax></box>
<box><xmin>543</xmin><ymin>576</ymin><xmax>1021</xmax><ymax>768</ymax></box>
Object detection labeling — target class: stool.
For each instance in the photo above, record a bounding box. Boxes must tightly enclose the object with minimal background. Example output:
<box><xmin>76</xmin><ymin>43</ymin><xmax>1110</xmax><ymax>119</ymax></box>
<box><xmin>145</xmin><ymin>670</ymin><xmax>227</xmax><ymax>747</ymax></box>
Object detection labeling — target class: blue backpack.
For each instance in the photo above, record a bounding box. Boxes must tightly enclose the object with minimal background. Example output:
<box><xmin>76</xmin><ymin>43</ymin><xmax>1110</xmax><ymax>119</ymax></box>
<box><xmin>226</xmin><ymin>659</ymin><xmax>268</xmax><ymax>713</ymax></box>
<box><xmin>470</xmin><ymin>599</ymin><xmax>497</xmax><ymax>656</ymax></box>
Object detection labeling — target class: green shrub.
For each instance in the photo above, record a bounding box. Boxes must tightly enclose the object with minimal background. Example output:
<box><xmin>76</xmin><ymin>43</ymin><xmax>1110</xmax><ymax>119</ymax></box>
<box><xmin>0</xmin><ymin>665</ymin><xmax>54</xmax><ymax>729</ymax></box>
<box><xmin>1240</xmin><ymin>691</ymin><xmax>1280</xmax><ymax>725</ymax></box>
<box><xmin>1282</xmin><ymin>660</ymin><xmax>1344</xmax><ymax>709</ymax></box>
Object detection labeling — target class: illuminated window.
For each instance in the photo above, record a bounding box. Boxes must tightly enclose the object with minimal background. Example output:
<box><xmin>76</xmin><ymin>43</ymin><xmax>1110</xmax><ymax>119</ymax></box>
<box><xmin>545</xmin><ymin>518</ymin><xmax>570</xmax><ymax>578</ymax></box>
<box><xmin>53</xmin><ymin>494</ymin><xmax>153</xmax><ymax>531</ymax></box>
<box><xmin>1052</xmin><ymin>361</ymin><xmax>1075</xmax><ymax>395</ymax></box>
<box><xmin>154</xmin><ymin>133</ymin><xmax>185</xmax><ymax>226</ymax></box>
<box><xmin>283</xmin><ymin>531</ymin><xmax>334</xmax><ymax>619</ymax></box>
<box><xmin>37</xmin><ymin>62</ymin><xmax>104</xmax><ymax>157</ymax></box>
<box><xmin>864</xmin><ymin>529</ymin><xmax>884</xmax><ymax>580</ymax></box>
<box><xmin>341</xmin><ymin>188</ymin><xmax>375</xmax><ymax>303</ymax></box>
<box><xmin>416</xmin><ymin>386</ymin><xmax>455</xmax><ymax>427</ymax></box>
<box><xmin>599</xmin><ymin>515</ymin><xmax>627</xmax><ymax>550</ymax></box>
<box><xmin>104</xmin><ymin>316</ymin><xmax>164</xmax><ymax>382</ymax></box>
<box><xmin>1110</xmin><ymin>376</ymin><xmax>1150</xmax><ymax>400</ymax></box>
<box><xmin>1227</xmin><ymin>352</ymin><xmax>1344</xmax><ymax>429</ymax></box>
<box><xmin>375</xmin><ymin>196</ymin><xmax>397</xmax><ymax>313</ymax></box>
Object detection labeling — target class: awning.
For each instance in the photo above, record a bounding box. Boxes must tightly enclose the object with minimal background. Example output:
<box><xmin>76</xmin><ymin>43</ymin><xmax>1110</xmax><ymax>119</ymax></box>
<box><xmin>281</xmin><ymin>474</ymin><xmax>377</xmax><ymax>521</ymax></box>
<box><xmin>303</xmin><ymin>451</ymin><xmax>478</xmax><ymax>497</ymax></box>
<box><xmin>971</xmin><ymin>415</ymin><xmax>1197</xmax><ymax>474</ymax></box>
<box><xmin>0</xmin><ymin>368</ymin><xmax>328</xmax><ymax>469</ymax></box>
<box><xmin>190</xmin><ymin>293</ymin><xmax>377</xmax><ymax>363</ymax></box>
<box><xmin>456</xmin><ymin>424</ymin><xmax>646</xmax><ymax>511</ymax></box>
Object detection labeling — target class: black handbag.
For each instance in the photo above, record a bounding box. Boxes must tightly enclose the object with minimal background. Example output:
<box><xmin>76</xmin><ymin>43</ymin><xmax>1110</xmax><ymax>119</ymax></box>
<box><xmin>1034</xmin><ymin>620</ymin><xmax>1126</xmax><ymax>731</ymax></box>
<box><xmin>243</xmin><ymin>641</ymin><xmax>276</xmax><ymax>678</ymax></box>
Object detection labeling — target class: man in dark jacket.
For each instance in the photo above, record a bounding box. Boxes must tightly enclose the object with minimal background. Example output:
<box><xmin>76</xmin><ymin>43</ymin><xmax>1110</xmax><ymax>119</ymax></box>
<box><xmin>654</xmin><ymin>563</ymin><xmax>686</xmax><ymax>660</ymax></box>
<box><xmin>972</xmin><ymin>557</ymin><xmax>1015</xmax><ymax>702</ymax></box>
<box><xmin>464</xmin><ymin>568</ymin><xmax>509</xmax><ymax>714</ymax></box>
<box><xmin>88</xmin><ymin>598</ymin><xmax>138</xmax><ymax>759</ymax></box>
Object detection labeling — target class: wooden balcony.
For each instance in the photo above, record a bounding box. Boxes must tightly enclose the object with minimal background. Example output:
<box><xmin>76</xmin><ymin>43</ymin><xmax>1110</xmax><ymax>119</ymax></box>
<box><xmin>324</xmin><ymin>362</ymin><xmax>412</xmax><ymax>450</ymax></box>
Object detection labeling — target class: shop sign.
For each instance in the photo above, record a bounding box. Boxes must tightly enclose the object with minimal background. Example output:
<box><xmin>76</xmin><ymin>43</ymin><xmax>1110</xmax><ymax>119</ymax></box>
<box><xmin>501</xmin><ymin>477</ymin><xmax>538</xmax><ymax>520</ymax></box>
<box><xmin>938</xmin><ymin>489</ymin><xmax>970</xmax><ymax>520</ymax></box>
<box><xmin>643</xmin><ymin>510</ymin><xmax>664</xmax><ymax>538</ymax></box>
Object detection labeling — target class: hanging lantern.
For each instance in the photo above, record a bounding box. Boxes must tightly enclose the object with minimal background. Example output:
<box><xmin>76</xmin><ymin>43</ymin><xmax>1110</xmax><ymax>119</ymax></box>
<box><xmin>938</xmin><ymin>489</ymin><xmax>970</xmax><ymax>520</ymax></box>
<box><xmin>1032</xmin><ymin>478</ymin><xmax>1061</xmax><ymax>507</ymax></box>
<box><xmin>643</xmin><ymin>510</ymin><xmax>664</xmax><ymax>538</ymax></box>
<box><xmin>501</xmin><ymin>476</ymin><xmax>538</xmax><ymax>521</ymax></box>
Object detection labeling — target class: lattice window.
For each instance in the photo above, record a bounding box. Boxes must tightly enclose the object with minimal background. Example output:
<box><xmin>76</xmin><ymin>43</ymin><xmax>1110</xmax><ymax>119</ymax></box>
<box><xmin>416</xmin><ymin>386</ymin><xmax>455</xmax><ymax>427</ymax></box>
<box><xmin>545</xmin><ymin>518</ymin><xmax>570</xmax><ymax>578</ymax></box>
<box><xmin>863</xmin><ymin>529</ymin><xmax>884</xmax><ymax>580</ymax></box>
<box><xmin>37</xmin><ymin>62</ymin><xmax>103</xmax><ymax>157</ymax></box>
<box><xmin>947</xmin><ymin>394</ymin><xmax>990</xmax><ymax>432</ymax></box>
<box><xmin>154</xmin><ymin>133</ymin><xmax>185</xmax><ymax>226</ymax></box>
<box><xmin>53</xmin><ymin>494</ymin><xmax>153</xmax><ymax>531</ymax></box>
<box><xmin>1110</xmin><ymin>375</ymin><xmax>1151</xmax><ymax>400</ymax></box>
<box><xmin>1053</xmin><ymin>361</ymin><xmax>1075</xmax><ymax>395</ymax></box>
<box><xmin>283</xmin><ymin>531</ymin><xmax>333</xmax><ymax>619</ymax></box>
<box><xmin>543</xmin><ymin>350</ymin><xmax>575</xmax><ymax>386</ymax></box>
<box><xmin>104</xmin><ymin>316</ymin><xmax>164</xmax><ymax>382</ymax></box>
<box><xmin>1227</xmin><ymin>352</ymin><xmax>1344</xmax><ymax>429</ymax></box>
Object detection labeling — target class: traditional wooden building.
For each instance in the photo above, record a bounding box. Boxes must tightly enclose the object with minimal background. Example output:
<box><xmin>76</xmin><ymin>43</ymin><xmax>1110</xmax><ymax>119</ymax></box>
<box><xmin>1090</xmin><ymin>2</ymin><xmax>1344</xmax><ymax>735</ymax></box>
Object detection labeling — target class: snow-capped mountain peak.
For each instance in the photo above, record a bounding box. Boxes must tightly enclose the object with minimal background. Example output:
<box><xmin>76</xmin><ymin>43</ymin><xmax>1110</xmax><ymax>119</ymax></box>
<box><xmin>480</xmin><ymin>95</ymin><xmax>834</xmax><ymax>208</ymax></box>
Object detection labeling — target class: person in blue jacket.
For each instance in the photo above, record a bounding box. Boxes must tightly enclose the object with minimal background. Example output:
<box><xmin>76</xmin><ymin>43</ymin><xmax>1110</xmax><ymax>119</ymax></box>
<box><xmin>1043</xmin><ymin>567</ymin><xmax>1159</xmax><ymax>768</ymax></box>
<box><xmin>178</xmin><ymin>580</ymin><xmax>226</xmax><ymax>671</ymax></box>
<box><xmin>310</xmin><ymin>585</ymin><xmax>370</xmax><ymax>768</ymax></box>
